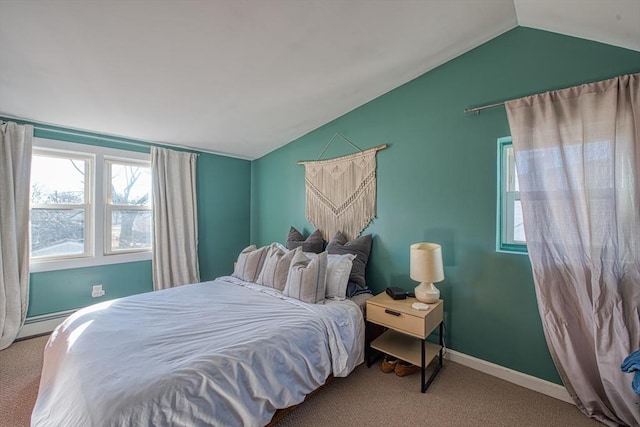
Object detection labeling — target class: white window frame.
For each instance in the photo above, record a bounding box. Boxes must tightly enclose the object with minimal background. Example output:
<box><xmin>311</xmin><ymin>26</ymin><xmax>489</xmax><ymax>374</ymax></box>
<box><xmin>104</xmin><ymin>158</ymin><xmax>152</xmax><ymax>255</ymax></box>
<box><xmin>497</xmin><ymin>137</ymin><xmax>527</xmax><ymax>254</ymax></box>
<box><xmin>30</xmin><ymin>138</ymin><xmax>152</xmax><ymax>272</ymax></box>
<box><xmin>30</xmin><ymin>148</ymin><xmax>95</xmax><ymax>261</ymax></box>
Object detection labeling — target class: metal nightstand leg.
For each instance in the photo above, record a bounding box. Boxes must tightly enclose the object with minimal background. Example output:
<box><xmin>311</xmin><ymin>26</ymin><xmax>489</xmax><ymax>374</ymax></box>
<box><xmin>365</xmin><ymin>320</ymin><xmax>383</xmax><ymax>368</ymax></box>
<box><xmin>421</xmin><ymin>338</ymin><xmax>426</xmax><ymax>391</ymax></box>
<box><xmin>365</xmin><ymin>320</ymin><xmax>372</xmax><ymax>367</ymax></box>
<box><xmin>420</xmin><ymin>321</ymin><xmax>444</xmax><ymax>393</ymax></box>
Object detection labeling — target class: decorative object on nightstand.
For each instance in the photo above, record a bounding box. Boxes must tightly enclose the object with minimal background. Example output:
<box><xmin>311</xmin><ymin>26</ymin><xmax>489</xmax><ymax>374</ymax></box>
<box><xmin>410</xmin><ymin>243</ymin><xmax>444</xmax><ymax>304</ymax></box>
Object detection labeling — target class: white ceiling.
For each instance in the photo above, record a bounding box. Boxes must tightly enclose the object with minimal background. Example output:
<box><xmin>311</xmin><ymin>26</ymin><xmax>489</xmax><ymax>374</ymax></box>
<box><xmin>1</xmin><ymin>1</ymin><xmax>638</xmax><ymax>160</ymax></box>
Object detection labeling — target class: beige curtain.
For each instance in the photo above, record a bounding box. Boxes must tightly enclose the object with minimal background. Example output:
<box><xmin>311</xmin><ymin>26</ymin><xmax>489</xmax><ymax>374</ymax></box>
<box><xmin>506</xmin><ymin>74</ymin><xmax>640</xmax><ymax>426</ymax></box>
<box><xmin>0</xmin><ymin>122</ymin><xmax>33</xmax><ymax>350</ymax></box>
<box><xmin>151</xmin><ymin>147</ymin><xmax>200</xmax><ymax>290</ymax></box>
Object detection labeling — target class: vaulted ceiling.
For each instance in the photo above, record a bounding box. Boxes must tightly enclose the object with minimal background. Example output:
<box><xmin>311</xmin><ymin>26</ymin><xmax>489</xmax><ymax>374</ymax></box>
<box><xmin>1</xmin><ymin>0</ymin><xmax>638</xmax><ymax>159</ymax></box>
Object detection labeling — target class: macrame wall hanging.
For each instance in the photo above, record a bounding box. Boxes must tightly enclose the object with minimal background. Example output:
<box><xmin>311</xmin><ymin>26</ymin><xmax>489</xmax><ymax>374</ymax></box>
<box><xmin>297</xmin><ymin>133</ymin><xmax>387</xmax><ymax>241</ymax></box>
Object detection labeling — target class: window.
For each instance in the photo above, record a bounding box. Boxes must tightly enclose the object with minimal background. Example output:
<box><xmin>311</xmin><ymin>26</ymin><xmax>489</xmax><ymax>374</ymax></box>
<box><xmin>497</xmin><ymin>137</ymin><xmax>527</xmax><ymax>254</ymax></box>
<box><xmin>30</xmin><ymin>138</ymin><xmax>152</xmax><ymax>272</ymax></box>
<box><xmin>30</xmin><ymin>150</ymin><xmax>94</xmax><ymax>260</ymax></box>
<box><xmin>105</xmin><ymin>160</ymin><xmax>152</xmax><ymax>254</ymax></box>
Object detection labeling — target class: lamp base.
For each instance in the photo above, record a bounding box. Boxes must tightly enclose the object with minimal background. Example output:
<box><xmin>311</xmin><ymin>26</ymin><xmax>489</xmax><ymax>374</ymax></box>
<box><xmin>414</xmin><ymin>282</ymin><xmax>440</xmax><ymax>303</ymax></box>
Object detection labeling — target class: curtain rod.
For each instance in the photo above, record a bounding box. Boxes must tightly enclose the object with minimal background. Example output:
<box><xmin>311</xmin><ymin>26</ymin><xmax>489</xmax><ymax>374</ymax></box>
<box><xmin>464</xmin><ymin>76</ymin><xmax>607</xmax><ymax>114</ymax></box>
<box><xmin>463</xmin><ymin>100</ymin><xmax>508</xmax><ymax>115</ymax></box>
<box><xmin>33</xmin><ymin>126</ymin><xmax>152</xmax><ymax>148</ymax></box>
<box><xmin>466</xmin><ymin>73</ymin><xmax>637</xmax><ymax>115</ymax></box>
<box><xmin>0</xmin><ymin>116</ymin><xmax>215</xmax><ymax>156</ymax></box>
<box><xmin>1</xmin><ymin>116</ymin><xmax>154</xmax><ymax>148</ymax></box>
<box><xmin>33</xmin><ymin>126</ymin><xmax>210</xmax><ymax>156</ymax></box>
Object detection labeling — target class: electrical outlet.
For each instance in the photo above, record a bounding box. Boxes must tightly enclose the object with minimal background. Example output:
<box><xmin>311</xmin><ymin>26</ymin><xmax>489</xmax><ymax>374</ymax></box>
<box><xmin>91</xmin><ymin>284</ymin><xmax>105</xmax><ymax>298</ymax></box>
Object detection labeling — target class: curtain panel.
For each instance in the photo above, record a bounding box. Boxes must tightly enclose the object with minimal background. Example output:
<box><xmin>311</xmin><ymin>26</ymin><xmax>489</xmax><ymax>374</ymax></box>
<box><xmin>151</xmin><ymin>147</ymin><xmax>200</xmax><ymax>290</ymax></box>
<box><xmin>0</xmin><ymin>121</ymin><xmax>33</xmax><ymax>350</ymax></box>
<box><xmin>506</xmin><ymin>74</ymin><xmax>639</xmax><ymax>426</ymax></box>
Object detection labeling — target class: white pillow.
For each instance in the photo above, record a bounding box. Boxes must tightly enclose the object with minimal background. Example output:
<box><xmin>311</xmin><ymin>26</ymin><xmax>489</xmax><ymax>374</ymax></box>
<box><xmin>271</xmin><ymin>242</ymin><xmax>288</xmax><ymax>252</ymax></box>
<box><xmin>303</xmin><ymin>252</ymin><xmax>355</xmax><ymax>299</ymax></box>
<box><xmin>256</xmin><ymin>244</ymin><xmax>298</xmax><ymax>291</ymax></box>
<box><xmin>284</xmin><ymin>250</ymin><xmax>327</xmax><ymax>304</ymax></box>
<box><xmin>325</xmin><ymin>253</ymin><xmax>355</xmax><ymax>299</ymax></box>
<box><xmin>232</xmin><ymin>245</ymin><xmax>268</xmax><ymax>282</ymax></box>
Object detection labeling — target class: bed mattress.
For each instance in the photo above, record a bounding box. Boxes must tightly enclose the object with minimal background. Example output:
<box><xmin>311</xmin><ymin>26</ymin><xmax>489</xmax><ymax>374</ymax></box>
<box><xmin>31</xmin><ymin>276</ymin><xmax>364</xmax><ymax>427</ymax></box>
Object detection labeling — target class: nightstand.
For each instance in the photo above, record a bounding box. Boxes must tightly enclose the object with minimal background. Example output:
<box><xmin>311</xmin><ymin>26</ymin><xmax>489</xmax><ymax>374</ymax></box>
<box><xmin>365</xmin><ymin>292</ymin><xmax>444</xmax><ymax>393</ymax></box>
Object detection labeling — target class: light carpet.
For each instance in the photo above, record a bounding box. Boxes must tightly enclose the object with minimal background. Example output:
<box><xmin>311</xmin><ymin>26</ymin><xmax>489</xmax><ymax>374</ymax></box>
<box><xmin>0</xmin><ymin>335</ymin><xmax>601</xmax><ymax>426</ymax></box>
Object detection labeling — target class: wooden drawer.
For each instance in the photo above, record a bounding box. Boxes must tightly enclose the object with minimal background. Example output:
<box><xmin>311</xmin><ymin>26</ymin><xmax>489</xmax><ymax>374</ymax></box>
<box><xmin>367</xmin><ymin>303</ymin><xmax>424</xmax><ymax>338</ymax></box>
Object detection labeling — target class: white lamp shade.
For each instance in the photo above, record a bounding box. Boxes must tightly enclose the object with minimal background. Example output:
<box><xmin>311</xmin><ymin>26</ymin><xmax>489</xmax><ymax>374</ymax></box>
<box><xmin>410</xmin><ymin>243</ymin><xmax>444</xmax><ymax>283</ymax></box>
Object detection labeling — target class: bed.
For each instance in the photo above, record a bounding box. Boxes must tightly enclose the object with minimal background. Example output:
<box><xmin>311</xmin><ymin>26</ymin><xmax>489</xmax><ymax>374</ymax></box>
<box><xmin>31</xmin><ymin>275</ymin><xmax>366</xmax><ymax>427</ymax></box>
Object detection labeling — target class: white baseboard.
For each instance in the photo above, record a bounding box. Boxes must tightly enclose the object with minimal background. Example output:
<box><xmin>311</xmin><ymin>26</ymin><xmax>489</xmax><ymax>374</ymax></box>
<box><xmin>16</xmin><ymin>309</ymin><xmax>75</xmax><ymax>339</ymax></box>
<box><xmin>444</xmin><ymin>349</ymin><xmax>574</xmax><ymax>405</ymax></box>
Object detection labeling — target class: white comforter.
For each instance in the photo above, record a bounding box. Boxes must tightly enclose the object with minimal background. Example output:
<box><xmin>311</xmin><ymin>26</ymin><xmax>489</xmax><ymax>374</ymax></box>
<box><xmin>31</xmin><ymin>276</ymin><xmax>364</xmax><ymax>427</ymax></box>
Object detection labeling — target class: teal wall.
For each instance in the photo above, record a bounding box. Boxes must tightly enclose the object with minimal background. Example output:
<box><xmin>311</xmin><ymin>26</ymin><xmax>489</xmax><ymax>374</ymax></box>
<box><xmin>197</xmin><ymin>152</ymin><xmax>252</xmax><ymax>281</ymax></box>
<box><xmin>29</xmin><ymin>262</ymin><xmax>152</xmax><ymax>315</ymax></box>
<box><xmin>1</xmin><ymin>120</ymin><xmax>251</xmax><ymax>317</ymax></box>
<box><xmin>251</xmin><ymin>27</ymin><xmax>640</xmax><ymax>384</ymax></box>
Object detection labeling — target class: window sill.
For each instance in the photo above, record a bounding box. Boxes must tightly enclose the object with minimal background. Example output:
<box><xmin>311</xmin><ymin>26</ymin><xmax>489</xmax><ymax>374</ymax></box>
<box><xmin>30</xmin><ymin>251</ymin><xmax>151</xmax><ymax>273</ymax></box>
<box><xmin>496</xmin><ymin>244</ymin><xmax>528</xmax><ymax>255</ymax></box>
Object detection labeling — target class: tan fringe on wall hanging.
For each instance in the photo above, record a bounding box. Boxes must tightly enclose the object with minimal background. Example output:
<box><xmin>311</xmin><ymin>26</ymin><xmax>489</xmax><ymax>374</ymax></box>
<box><xmin>297</xmin><ymin>134</ymin><xmax>387</xmax><ymax>241</ymax></box>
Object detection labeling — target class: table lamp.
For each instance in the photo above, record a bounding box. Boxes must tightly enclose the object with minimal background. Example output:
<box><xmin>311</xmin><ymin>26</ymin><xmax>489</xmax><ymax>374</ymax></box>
<box><xmin>410</xmin><ymin>243</ymin><xmax>444</xmax><ymax>303</ymax></box>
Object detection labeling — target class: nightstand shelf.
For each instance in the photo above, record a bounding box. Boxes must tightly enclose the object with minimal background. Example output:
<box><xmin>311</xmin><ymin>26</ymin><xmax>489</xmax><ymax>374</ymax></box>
<box><xmin>365</xmin><ymin>292</ymin><xmax>444</xmax><ymax>393</ymax></box>
<box><xmin>370</xmin><ymin>329</ymin><xmax>442</xmax><ymax>368</ymax></box>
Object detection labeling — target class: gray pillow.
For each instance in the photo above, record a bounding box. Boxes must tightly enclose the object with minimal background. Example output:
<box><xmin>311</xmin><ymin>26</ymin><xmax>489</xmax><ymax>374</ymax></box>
<box><xmin>283</xmin><ymin>250</ymin><xmax>327</xmax><ymax>303</ymax></box>
<box><xmin>232</xmin><ymin>245</ymin><xmax>268</xmax><ymax>282</ymax></box>
<box><xmin>256</xmin><ymin>245</ymin><xmax>298</xmax><ymax>291</ymax></box>
<box><xmin>286</xmin><ymin>226</ymin><xmax>324</xmax><ymax>253</ymax></box>
<box><xmin>326</xmin><ymin>232</ymin><xmax>372</xmax><ymax>288</ymax></box>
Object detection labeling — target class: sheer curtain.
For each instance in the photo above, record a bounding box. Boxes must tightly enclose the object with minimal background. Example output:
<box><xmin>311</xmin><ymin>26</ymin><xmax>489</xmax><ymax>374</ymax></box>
<box><xmin>151</xmin><ymin>147</ymin><xmax>200</xmax><ymax>290</ymax></box>
<box><xmin>506</xmin><ymin>74</ymin><xmax>639</xmax><ymax>426</ymax></box>
<box><xmin>0</xmin><ymin>122</ymin><xmax>33</xmax><ymax>350</ymax></box>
